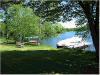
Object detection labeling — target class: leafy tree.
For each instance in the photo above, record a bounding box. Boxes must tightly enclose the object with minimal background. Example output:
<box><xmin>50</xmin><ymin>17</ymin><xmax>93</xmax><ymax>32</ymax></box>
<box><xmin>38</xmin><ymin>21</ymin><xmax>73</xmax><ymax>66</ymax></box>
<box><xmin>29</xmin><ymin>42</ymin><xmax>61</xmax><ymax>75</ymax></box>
<box><xmin>5</xmin><ymin>4</ymin><xmax>40</xmax><ymax>43</ymax></box>
<box><xmin>38</xmin><ymin>21</ymin><xmax>65</xmax><ymax>39</ymax></box>
<box><xmin>78</xmin><ymin>0</ymin><xmax>99</xmax><ymax>59</ymax></box>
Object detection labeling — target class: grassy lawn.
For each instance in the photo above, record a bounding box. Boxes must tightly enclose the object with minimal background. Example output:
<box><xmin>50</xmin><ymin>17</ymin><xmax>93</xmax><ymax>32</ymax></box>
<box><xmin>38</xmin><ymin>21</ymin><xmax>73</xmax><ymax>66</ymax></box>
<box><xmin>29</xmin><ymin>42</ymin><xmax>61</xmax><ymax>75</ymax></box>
<box><xmin>0</xmin><ymin>38</ymin><xmax>99</xmax><ymax>74</ymax></box>
<box><xmin>0</xmin><ymin>44</ymin><xmax>58</xmax><ymax>52</ymax></box>
<box><xmin>0</xmin><ymin>37</ymin><xmax>58</xmax><ymax>52</ymax></box>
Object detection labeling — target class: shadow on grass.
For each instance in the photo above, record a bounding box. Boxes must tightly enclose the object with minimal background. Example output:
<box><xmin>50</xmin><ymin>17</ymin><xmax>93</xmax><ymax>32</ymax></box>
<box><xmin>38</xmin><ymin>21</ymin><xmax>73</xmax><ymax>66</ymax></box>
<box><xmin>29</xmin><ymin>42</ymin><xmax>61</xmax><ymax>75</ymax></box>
<box><xmin>1</xmin><ymin>49</ymin><xmax>99</xmax><ymax>74</ymax></box>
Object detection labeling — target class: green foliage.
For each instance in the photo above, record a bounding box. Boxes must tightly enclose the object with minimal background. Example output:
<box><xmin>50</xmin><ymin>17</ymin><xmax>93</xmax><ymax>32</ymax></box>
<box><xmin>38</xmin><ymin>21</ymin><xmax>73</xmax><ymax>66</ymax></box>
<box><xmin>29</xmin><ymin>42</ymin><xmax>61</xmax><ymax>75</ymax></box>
<box><xmin>66</xmin><ymin>25</ymin><xmax>90</xmax><ymax>40</ymax></box>
<box><xmin>1</xmin><ymin>4</ymin><xmax>66</xmax><ymax>42</ymax></box>
<box><xmin>0</xmin><ymin>22</ymin><xmax>6</xmax><ymax>36</ymax></box>
<box><xmin>0</xmin><ymin>14</ymin><xmax>4</xmax><ymax>19</ymax></box>
<box><xmin>5</xmin><ymin>4</ymin><xmax>40</xmax><ymax>42</ymax></box>
<box><xmin>41</xmin><ymin>22</ymin><xmax>66</xmax><ymax>39</ymax></box>
<box><xmin>66</xmin><ymin>26</ymin><xmax>89</xmax><ymax>32</ymax></box>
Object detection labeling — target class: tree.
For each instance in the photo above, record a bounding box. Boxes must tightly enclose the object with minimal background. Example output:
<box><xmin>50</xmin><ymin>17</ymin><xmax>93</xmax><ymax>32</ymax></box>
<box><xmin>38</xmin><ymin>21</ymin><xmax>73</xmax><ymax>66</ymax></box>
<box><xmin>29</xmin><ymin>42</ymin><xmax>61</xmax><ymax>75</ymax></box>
<box><xmin>41</xmin><ymin>21</ymin><xmax>65</xmax><ymax>38</ymax></box>
<box><xmin>5</xmin><ymin>4</ymin><xmax>40</xmax><ymax>43</ymax></box>
<box><xmin>78</xmin><ymin>0</ymin><xmax>99</xmax><ymax>59</ymax></box>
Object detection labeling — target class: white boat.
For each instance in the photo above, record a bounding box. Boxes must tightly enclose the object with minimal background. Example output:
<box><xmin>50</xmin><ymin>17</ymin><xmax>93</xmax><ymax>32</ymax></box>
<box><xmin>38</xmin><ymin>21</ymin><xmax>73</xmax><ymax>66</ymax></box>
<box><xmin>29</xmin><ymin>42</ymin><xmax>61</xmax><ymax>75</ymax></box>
<box><xmin>56</xmin><ymin>37</ymin><xmax>92</xmax><ymax>49</ymax></box>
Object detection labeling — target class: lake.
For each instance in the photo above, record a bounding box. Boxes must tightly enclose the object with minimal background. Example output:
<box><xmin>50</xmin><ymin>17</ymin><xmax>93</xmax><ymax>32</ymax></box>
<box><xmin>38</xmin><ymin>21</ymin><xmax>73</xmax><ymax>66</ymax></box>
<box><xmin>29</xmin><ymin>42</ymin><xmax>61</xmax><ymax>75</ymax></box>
<box><xmin>40</xmin><ymin>31</ymin><xmax>95</xmax><ymax>51</ymax></box>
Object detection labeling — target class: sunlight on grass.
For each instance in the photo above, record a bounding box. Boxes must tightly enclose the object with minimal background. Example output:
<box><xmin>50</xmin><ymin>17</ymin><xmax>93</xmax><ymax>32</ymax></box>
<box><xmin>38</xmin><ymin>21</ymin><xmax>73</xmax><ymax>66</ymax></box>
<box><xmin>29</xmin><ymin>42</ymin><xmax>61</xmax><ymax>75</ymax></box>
<box><xmin>0</xmin><ymin>44</ymin><xmax>58</xmax><ymax>52</ymax></box>
<box><xmin>0</xmin><ymin>37</ymin><xmax>58</xmax><ymax>52</ymax></box>
<box><xmin>0</xmin><ymin>45</ymin><xmax>58</xmax><ymax>51</ymax></box>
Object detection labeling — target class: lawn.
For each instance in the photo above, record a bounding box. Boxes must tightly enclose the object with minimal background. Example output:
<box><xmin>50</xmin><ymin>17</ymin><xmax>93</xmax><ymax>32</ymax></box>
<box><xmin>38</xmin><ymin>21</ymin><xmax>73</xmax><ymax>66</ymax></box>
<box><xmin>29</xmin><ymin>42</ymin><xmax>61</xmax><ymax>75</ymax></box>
<box><xmin>0</xmin><ymin>38</ymin><xmax>99</xmax><ymax>74</ymax></box>
<box><xmin>0</xmin><ymin>37</ymin><xmax>58</xmax><ymax>52</ymax></box>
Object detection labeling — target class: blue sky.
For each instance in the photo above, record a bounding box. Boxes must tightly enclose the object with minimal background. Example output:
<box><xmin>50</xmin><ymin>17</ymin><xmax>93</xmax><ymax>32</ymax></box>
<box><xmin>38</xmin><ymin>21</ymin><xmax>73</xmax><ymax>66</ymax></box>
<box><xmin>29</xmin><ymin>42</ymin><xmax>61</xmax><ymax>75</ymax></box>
<box><xmin>61</xmin><ymin>1</ymin><xmax>67</xmax><ymax>5</ymax></box>
<box><xmin>0</xmin><ymin>9</ymin><xmax>5</xmax><ymax>21</ymax></box>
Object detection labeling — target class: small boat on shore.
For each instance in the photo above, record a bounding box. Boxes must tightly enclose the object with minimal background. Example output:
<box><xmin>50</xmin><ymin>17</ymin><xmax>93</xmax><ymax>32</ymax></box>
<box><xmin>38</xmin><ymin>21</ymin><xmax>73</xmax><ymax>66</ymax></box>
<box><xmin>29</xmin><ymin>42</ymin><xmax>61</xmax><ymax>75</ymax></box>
<box><xmin>56</xmin><ymin>37</ymin><xmax>92</xmax><ymax>49</ymax></box>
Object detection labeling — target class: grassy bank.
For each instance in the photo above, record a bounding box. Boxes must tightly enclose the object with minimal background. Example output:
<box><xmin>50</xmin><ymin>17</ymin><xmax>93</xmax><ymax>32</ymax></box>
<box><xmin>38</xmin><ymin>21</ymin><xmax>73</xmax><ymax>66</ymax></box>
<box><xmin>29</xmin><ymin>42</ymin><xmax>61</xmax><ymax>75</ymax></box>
<box><xmin>0</xmin><ymin>44</ymin><xmax>57</xmax><ymax>52</ymax></box>
<box><xmin>0</xmin><ymin>37</ymin><xmax>58</xmax><ymax>52</ymax></box>
<box><xmin>0</xmin><ymin>38</ymin><xmax>99</xmax><ymax>74</ymax></box>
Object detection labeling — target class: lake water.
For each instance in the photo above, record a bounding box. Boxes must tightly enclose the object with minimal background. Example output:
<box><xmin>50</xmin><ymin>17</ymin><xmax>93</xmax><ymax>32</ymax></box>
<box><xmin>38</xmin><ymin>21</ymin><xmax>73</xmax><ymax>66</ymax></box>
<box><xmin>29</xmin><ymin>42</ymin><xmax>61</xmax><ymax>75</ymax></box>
<box><xmin>40</xmin><ymin>31</ymin><xmax>95</xmax><ymax>51</ymax></box>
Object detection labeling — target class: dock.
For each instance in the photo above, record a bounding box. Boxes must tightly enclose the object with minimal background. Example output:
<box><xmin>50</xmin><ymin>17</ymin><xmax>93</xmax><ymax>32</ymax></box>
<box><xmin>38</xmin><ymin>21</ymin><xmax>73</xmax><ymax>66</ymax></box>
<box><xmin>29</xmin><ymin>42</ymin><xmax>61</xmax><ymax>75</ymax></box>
<box><xmin>56</xmin><ymin>37</ymin><xmax>91</xmax><ymax>49</ymax></box>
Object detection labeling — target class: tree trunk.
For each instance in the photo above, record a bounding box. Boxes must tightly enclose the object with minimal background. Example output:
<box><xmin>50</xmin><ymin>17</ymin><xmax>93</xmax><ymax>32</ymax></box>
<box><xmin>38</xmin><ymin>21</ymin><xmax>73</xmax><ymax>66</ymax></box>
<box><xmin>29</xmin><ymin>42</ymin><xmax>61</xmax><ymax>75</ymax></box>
<box><xmin>19</xmin><ymin>33</ymin><xmax>22</xmax><ymax>43</ymax></box>
<box><xmin>94</xmin><ymin>0</ymin><xmax>99</xmax><ymax>59</ymax></box>
<box><xmin>88</xmin><ymin>19</ymin><xmax>99</xmax><ymax>59</ymax></box>
<box><xmin>39</xmin><ymin>18</ymin><xmax>43</xmax><ymax>39</ymax></box>
<box><xmin>5</xmin><ymin>25</ymin><xmax>9</xmax><ymax>43</ymax></box>
<box><xmin>86</xmin><ymin>10</ymin><xmax>99</xmax><ymax>59</ymax></box>
<box><xmin>78</xmin><ymin>1</ymin><xmax>99</xmax><ymax>59</ymax></box>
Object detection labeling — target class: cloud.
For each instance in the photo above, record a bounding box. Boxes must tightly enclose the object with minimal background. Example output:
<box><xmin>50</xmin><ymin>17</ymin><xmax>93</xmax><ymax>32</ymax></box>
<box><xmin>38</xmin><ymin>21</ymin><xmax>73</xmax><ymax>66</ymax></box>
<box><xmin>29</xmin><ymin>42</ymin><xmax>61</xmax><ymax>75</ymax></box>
<box><xmin>59</xmin><ymin>19</ymin><xmax>77</xmax><ymax>28</ymax></box>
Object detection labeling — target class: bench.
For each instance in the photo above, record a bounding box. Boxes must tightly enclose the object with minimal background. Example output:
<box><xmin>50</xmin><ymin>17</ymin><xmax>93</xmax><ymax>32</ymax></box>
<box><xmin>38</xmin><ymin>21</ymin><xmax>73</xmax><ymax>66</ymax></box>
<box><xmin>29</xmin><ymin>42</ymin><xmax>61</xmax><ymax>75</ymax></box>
<box><xmin>16</xmin><ymin>42</ymin><xmax>24</xmax><ymax>48</ymax></box>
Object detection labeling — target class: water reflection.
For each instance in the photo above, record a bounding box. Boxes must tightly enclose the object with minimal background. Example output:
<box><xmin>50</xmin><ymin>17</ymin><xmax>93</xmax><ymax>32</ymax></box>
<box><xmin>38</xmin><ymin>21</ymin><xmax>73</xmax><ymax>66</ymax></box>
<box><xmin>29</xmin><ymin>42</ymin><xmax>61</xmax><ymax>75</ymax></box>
<box><xmin>40</xmin><ymin>31</ymin><xmax>95</xmax><ymax>51</ymax></box>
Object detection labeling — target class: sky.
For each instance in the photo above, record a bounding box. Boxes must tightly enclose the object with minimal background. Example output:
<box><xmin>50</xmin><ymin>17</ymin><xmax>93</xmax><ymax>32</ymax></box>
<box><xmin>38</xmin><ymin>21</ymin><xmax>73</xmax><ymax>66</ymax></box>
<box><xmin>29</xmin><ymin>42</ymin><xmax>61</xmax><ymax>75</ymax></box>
<box><xmin>59</xmin><ymin>19</ymin><xmax>77</xmax><ymax>28</ymax></box>
<box><xmin>0</xmin><ymin>9</ymin><xmax>5</xmax><ymax>22</ymax></box>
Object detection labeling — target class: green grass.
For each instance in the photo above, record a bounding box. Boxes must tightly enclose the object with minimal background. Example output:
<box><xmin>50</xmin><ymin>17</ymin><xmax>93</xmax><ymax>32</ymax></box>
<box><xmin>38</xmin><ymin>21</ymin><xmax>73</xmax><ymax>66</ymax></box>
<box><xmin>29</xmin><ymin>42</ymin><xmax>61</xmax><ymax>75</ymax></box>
<box><xmin>0</xmin><ymin>38</ymin><xmax>99</xmax><ymax>74</ymax></box>
<box><xmin>0</xmin><ymin>44</ymin><xmax>58</xmax><ymax>52</ymax></box>
<box><xmin>0</xmin><ymin>37</ymin><xmax>58</xmax><ymax>52</ymax></box>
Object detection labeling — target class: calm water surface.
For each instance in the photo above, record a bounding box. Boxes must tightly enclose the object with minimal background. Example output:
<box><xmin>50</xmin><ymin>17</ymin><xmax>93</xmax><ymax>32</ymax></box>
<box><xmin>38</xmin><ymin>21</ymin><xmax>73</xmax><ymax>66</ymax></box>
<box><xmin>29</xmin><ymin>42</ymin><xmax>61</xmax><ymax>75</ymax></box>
<box><xmin>40</xmin><ymin>31</ymin><xmax>95</xmax><ymax>51</ymax></box>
